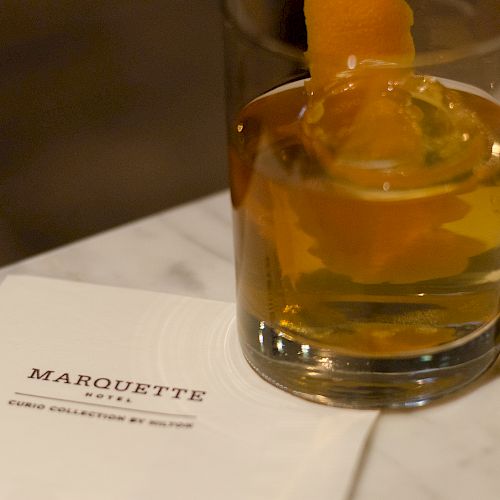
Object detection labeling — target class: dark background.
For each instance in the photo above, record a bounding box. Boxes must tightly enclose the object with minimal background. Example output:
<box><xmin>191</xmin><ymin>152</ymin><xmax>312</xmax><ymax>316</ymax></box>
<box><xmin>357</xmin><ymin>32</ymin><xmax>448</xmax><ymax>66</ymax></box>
<box><xmin>0</xmin><ymin>1</ymin><xmax>227</xmax><ymax>265</ymax></box>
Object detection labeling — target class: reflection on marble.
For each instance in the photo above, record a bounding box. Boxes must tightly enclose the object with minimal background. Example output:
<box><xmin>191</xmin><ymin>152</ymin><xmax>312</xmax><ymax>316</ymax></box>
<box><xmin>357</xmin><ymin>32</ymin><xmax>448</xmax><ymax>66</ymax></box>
<box><xmin>1</xmin><ymin>189</ymin><xmax>499</xmax><ymax>500</ymax></box>
<box><xmin>351</xmin><ymin>361</ymin><xmax>500</xmax><ymax>500</ymax></box>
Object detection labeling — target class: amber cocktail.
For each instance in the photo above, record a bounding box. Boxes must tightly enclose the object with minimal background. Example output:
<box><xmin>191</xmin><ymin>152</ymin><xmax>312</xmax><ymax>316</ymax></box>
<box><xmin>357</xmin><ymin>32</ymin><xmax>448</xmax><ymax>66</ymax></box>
<box><xmin>223</xmin><ymin>0</ymin><xmax>500</xmax><ymax>408</ymax></box>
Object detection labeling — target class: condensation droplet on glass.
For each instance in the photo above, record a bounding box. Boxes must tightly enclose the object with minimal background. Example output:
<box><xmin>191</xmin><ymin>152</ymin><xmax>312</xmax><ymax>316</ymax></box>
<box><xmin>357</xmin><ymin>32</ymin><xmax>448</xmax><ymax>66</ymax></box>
<box><xmin>347</xmin><ymin>54</ymin><xmax>357</xmax><ymax>70</ymax></box>
<box><xmin>492</xmin><ymin>142</ymin><xmax>500</xmax><ymax>158</ymax></box>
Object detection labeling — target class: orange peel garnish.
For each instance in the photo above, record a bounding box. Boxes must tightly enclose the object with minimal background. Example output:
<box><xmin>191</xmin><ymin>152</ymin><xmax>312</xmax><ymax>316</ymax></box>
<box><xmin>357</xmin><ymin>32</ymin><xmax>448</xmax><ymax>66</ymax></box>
<box><xmin>304</xmin><ymin>0</ymin><xmax>415</xmax><ymax>85</ymax></box>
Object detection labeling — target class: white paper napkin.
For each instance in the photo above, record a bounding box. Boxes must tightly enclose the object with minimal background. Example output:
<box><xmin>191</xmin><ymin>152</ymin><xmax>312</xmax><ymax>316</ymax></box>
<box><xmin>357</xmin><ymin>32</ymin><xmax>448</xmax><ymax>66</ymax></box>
<box><xmin>0</xmin><ymin>275</ymin><xmax>378</xmax><ymax>500</ymax></box>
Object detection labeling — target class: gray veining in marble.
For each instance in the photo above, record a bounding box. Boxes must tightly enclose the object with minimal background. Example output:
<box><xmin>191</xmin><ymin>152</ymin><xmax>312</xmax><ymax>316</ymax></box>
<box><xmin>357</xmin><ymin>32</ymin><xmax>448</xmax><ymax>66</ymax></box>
<box><xmin>0</xmin><ymin>191</ymin><xmax>236</xmax><ymax>302</ymax></box>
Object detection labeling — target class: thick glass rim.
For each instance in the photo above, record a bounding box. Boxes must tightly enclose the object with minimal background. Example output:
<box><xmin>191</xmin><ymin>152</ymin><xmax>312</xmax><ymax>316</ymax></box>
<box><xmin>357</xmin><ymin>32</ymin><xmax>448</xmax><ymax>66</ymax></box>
<box><xmin>221</xmin><ymin>0</ymin><xmax>500</xmax><ymax>69</ymax></box>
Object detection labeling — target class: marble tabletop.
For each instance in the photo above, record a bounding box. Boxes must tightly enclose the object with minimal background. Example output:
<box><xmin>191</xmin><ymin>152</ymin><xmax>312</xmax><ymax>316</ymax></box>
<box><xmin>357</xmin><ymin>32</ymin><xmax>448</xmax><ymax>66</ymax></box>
<box><xmin>1</xmin><ymin>190</ymin><xmax>499</xmax><ymax>500</ymax></box>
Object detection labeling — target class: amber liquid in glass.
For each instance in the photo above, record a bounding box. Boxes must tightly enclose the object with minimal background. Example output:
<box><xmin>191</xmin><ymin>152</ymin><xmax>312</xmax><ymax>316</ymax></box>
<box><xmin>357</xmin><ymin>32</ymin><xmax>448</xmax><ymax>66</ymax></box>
<box><xmin>231</xmin><ymin>79</ymin><xmax>500</xmax><ymax>357</ymax></box>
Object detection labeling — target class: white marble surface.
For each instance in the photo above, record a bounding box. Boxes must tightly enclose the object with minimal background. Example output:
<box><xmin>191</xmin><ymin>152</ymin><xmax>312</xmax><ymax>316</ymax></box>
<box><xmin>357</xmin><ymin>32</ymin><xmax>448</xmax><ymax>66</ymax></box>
<box><xmin>1</xmin><ymin>190</ymin><xmax>499</xmax><ymax>500</ymax></box>
<box><xmin>0</xmin><ymin>191</ymin><xmax>236</xmax><ymax>302</ymax></box>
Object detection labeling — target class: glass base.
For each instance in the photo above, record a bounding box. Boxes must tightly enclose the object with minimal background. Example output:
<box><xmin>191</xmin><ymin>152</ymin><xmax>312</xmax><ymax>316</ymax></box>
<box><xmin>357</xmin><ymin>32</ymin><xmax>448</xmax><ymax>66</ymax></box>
<box><xmin>239</xmin><ymin>316</ymin><xmax>500</xmax><ymax>409</ymax></box>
